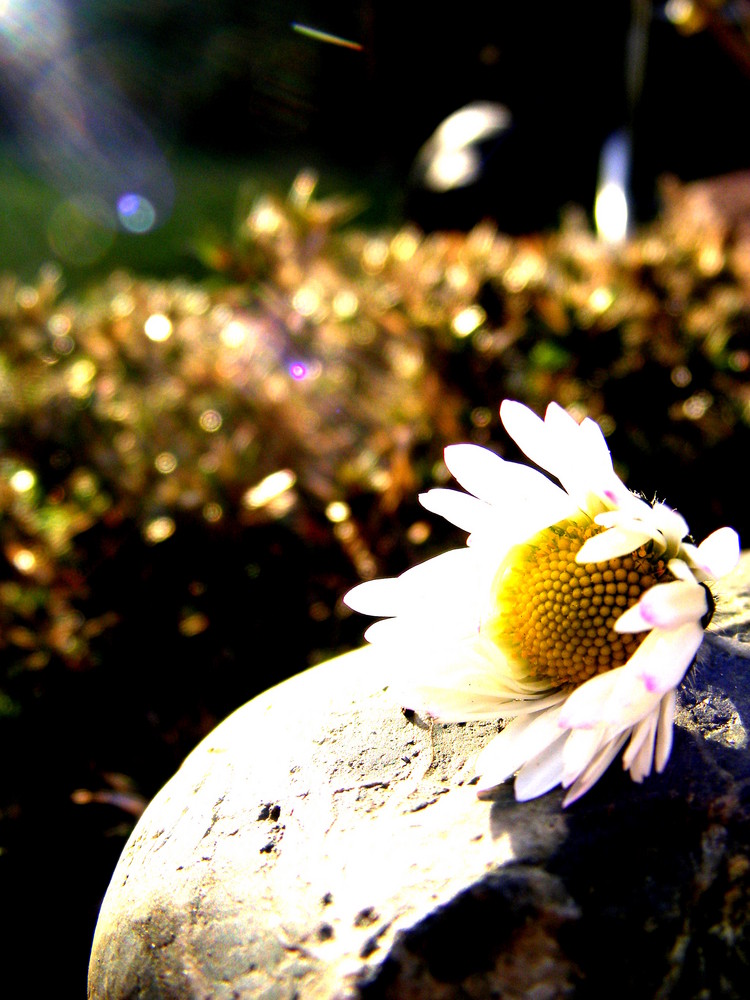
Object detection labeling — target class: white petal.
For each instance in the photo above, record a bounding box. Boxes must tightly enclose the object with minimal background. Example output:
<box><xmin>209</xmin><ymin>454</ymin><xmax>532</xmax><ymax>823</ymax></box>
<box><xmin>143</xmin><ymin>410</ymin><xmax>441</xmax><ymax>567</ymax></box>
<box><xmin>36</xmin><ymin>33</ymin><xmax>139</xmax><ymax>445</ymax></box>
<box><xmin>474</xmin><ymin>704</ymin><xmax>566</xmax><ymax>792</ymax></box>
<box><xmin>575</xmin><ymin>525</ymin><xmax>654</xmax><ymax>564</ymax></box>
<box><xmin>418</xmin><ymin>488</ymin><xmax>494</xmax><ymax>534</ymax></box>
<box><xmin>562</xmin><ymin>725</ymin><xmax>609</xmax><ymax>783</ymax></box>
<box><xmin>499</xmin><ymin>400</ymin><xmax>553</xmax><ymax>473</ymax></box>
<box><xmin>415</xmin><ymin>687</ymin><xmax>566</xmax><ymax>723</ymax></box>
<box><xmin>650</xmin><ymin>503</ymin><xmax>689</xmax><ymax>552</ymax></box>
<box><xmin>344</xmin><ymin>577</ymin><xmax>402</xmax><ymax>616</ymax></box>
<box><xmin>578</xmin><ymin>416</ymin><xmax>615</xmax><ymax>475</ymax></box>
<box><xmin>513</xmin><ymin>733</ymin><xmax>568</xmax><ymax>800</ymax></box>
<box><xmin>396</xmin><ymin>634</ymin><xmax>560</xmax><ymax>722</ymax></box>
<box><xmin>622</xmin><ymin>710</ymin><xmax>658</xmax><ymax>780</ymax></box>
<box><xmin>614</xmin><ymin>580</ymin><xmax>707</xmax><ymax>633</ymax></box>
<box><xmin>654</xmin><ymin>688</ymin><xmax>677</xmax><ymax>772</ymax></box>
<box><xmin>346</xmin><ymin>546</ymin><xmax>485</xmax><ymax>631</ymax></box>
<box><xmin>666</xmin><ymin>557</ymin><xmax>696</xmax><ymax>583</ymax></box>
<box><xmin>558</xmin><ymin>669</ymin><xmax>621</xmax><ymax>729</ymax></box>
<box><xmin>443</xmin><ymin>443</ymin><xmax>571</xmax><ymax>513</ymax></box>
<box><xmin>693</xmin><ymin>527</ymin><xmax>740</xmax><ymax>579</ymax></box>
<box><xmin>562</xmin><ymin>732</ymin><xmax>629</xmax><ymax>805</ymax></box>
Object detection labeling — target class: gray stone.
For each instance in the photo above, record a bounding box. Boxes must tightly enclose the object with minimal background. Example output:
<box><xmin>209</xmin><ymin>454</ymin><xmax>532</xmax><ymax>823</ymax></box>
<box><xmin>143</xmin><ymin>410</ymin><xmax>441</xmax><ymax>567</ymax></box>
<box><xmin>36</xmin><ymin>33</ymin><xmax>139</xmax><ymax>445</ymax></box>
<box><xmin>89</xmin><ymin>555</ymin><xmax>750</xmax><ymax>999</ymax></box>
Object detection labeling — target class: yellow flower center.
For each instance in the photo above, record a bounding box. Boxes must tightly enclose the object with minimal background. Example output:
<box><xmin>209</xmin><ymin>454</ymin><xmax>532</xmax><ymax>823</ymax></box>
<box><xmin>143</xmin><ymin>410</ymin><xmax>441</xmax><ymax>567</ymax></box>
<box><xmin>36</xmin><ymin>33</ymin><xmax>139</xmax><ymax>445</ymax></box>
<box><xmin>488</xmin><ymin>515</ymin><xmax>671</xmax><ymax>687</ymax></box>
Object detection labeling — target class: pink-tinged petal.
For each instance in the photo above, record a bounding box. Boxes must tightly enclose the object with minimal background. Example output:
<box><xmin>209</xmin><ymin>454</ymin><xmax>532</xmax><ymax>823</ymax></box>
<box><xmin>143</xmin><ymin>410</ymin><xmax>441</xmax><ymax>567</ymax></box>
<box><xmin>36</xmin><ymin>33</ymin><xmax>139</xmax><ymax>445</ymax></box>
<box><xmin>693</xmin><ymin>527</ymin><xmax>740</xmax><ymax>579</ymax></box>
<box><xmin>562</xmin><ymin>732</ymin><xmax>629</xmax><ymax>806</ymax></box>
<box><xmin>575</xmin><ymin>525</ymin><xmax>653</xmax><ymax>565</ymax></box>
<box><xmin>615</xmin><ymin>580</ymin><xmax>707</xmax><ymax>633</ymax></box>
<box><xmin>654</xmin><ymin>689</ymin><xmax>677</xmax><ymax>772</ymax></box>
<box><xmin>513</xmin><ymin>733</ymin><xmax>568</xmax><ymax>800</ymax></box>
<box><xmin>611</xmin><ymin>601</ymin><xmax>654</xmax><ymax>634</ymax></box>
<box><xmin>625</xmin><ymin>621</ymin><xmax>704</xmax><ymax>695</ymax></box>
<box><xmin>475</xmin><ymin>704</ymin><xmax>566</xmax><ymax>792</ymax></box>
<box><xmin>562</xmin><ymin>667</ymin><xmax>662</xmax><ymax>733</ymax></box>
<box><xmin>418</xmin><ymin>488</ymin><xmax>494</xmax><ymax>534</ymax></box>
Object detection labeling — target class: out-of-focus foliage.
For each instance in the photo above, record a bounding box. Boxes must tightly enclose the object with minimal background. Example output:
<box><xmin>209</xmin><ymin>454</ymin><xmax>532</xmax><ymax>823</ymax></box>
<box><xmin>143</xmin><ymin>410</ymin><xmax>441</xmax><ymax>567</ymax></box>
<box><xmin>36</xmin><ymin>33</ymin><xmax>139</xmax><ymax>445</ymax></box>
<box><xmin>2</xmin><ymin>170</ymin><xmax>750</xmax><ymax>697</ymax></box>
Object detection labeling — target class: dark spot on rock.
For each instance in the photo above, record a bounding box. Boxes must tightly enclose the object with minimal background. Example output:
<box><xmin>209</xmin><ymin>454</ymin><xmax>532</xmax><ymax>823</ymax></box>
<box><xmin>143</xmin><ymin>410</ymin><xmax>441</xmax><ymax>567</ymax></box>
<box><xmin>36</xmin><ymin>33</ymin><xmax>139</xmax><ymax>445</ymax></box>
<box><xmin>321</xmin><ymin>892</ymin><xmax>333</xmax><ymax>906</ymax></box>
<box><xmin>354</xmin><ymin>906</ymin><xmax>378</xmax><ymax>927</ymax></box>
<box><xmin>317</xmin><ymin>923</ymin><xmax>334</xmax><ymax>941</ymax></box>
<box><xmin>359</xmin><ymin>935</ymin><xmax>380</xmax><ymax>958</ymax></box>
<box><xmin>259</xmin><ymin>841</ymin><xmax>275</xmax><ymax>854</ymax></box>
<box><xmin>257</xmin><ymin>802</ymin><xmax>281</xmax><ymax>822</ymax></box>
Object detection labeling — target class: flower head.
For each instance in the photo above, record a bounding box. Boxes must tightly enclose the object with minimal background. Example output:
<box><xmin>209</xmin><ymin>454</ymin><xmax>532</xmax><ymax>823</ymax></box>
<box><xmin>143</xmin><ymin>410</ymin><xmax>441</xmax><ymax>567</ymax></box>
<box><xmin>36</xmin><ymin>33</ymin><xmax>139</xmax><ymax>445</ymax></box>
<box><xmin>345</xmin><ymin>401</ymin><xmax>740</xmax><ymax>806</ymax></box>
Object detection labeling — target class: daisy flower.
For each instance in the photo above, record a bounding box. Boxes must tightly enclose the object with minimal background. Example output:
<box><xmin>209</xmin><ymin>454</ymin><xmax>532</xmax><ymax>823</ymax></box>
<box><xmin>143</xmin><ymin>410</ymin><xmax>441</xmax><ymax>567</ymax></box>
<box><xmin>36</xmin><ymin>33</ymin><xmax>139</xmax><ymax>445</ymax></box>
<box><xmin>345</xmin><ymin>400</ymin><xmax>740</xmax><ymax>806</ymax></box>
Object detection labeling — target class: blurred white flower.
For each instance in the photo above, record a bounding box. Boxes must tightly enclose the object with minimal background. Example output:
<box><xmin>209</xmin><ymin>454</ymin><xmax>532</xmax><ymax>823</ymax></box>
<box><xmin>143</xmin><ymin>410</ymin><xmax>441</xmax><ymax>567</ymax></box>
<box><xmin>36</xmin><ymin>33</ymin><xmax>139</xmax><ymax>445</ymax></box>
<box><xmin>345</xmin><ymin>400</ymin><xmax>740</xmax><ymax>805</ymax></box>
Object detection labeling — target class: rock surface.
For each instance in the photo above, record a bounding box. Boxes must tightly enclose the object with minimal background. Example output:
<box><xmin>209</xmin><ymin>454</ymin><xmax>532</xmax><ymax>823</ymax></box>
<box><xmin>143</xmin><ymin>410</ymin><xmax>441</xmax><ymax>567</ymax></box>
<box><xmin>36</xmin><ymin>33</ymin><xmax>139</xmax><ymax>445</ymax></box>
<box><xmin>89</xmin><ymin>555</ymin><xmax>750</xmax><ymax>999</ymax></box>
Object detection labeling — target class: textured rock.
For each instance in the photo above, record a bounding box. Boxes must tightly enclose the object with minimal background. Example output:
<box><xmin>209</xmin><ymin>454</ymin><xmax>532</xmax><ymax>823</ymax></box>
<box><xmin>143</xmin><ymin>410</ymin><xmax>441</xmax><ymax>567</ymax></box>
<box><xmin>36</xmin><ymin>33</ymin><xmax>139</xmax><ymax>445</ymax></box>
<box><xmin>89</xmin><ymin>554</ymin><xmax>750</xmax><ymax>999</ymax></box>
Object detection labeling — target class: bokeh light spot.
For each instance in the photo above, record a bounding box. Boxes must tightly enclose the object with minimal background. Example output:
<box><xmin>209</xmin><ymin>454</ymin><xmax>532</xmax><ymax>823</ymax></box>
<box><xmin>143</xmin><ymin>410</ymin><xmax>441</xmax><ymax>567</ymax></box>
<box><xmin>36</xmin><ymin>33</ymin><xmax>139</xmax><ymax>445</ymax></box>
<box><xmin>155</xmin><ymin>452</ymin><xmax>178</xmax><ymax>474</ymax></box>
<box><xmin>243</xmin><ymin>469</ymin><xmax>296</xmax><ymax>509</ymax></box>
<box><xmin>9</xmin><ymin>469</ymin><xmax>36</xmax><ymax>493</ymax></box>
<box><xmin>325</xmin><ymin>501</ymin><xmax>350</xmax><ymax>523</ymax></box>
<box><xmin>144</xmin><ymin>313</ymin><xmax>172</xmax><ymax>342</ymax></box>
<box><xmin>12</xmin><ymin>548</ymin><xmax>37</xmax><ymax>574</ymax></box>
<box><xmin>117</xmin><ymin>193</ymin><xmax>157</xmax><ymax>234</ymax></box>
<box><xmin>199</xmin><ymin>409</ymin><xmax>222</xmax><ymax>432</ymax></box>
<box><xmin>202</xmin><ymin>502</ymin><xmax>223</xmax><ymax>523</ymax></box>
<box><xmin>144</xmin><ymin>516</ymin><xmax>176</xmax><ymax>544</ymax></box>
<box><xmin>292</xmin><ymin>285</ymin><xmax>322</xmax><ymax>318</ymax></box>
<box><xmin>67</xmin><ymin>359</ymin><xmax>96</xmax><ymax>397</ymax></box>
<box><xmin>452</xmin><ymin>305</ymin><xmax>486</xmax><ymax>337</ymax></box>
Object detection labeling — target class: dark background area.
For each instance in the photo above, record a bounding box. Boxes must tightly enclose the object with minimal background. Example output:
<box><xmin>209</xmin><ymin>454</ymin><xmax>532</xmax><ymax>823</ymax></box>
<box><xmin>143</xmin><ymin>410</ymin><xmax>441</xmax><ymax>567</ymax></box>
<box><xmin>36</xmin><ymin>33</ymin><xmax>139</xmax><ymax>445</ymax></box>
<box><xmin>2</xmin><ymin>2</ymin><xmax>750</xmax><ymax>996</ymax></box>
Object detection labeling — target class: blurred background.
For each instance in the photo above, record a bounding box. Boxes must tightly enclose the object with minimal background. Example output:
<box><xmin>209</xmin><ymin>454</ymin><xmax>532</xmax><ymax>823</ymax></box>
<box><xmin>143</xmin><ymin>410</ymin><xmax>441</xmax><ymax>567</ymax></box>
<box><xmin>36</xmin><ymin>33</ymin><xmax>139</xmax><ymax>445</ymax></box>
<box><xmin>2</xmin><ymin>1</ymin><xmax>750</xmax><ymax>994</ymax></box>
